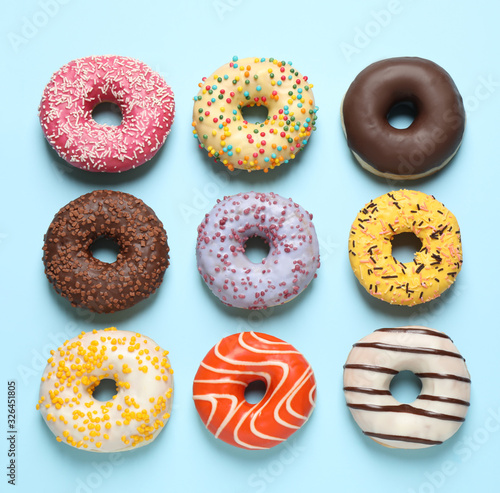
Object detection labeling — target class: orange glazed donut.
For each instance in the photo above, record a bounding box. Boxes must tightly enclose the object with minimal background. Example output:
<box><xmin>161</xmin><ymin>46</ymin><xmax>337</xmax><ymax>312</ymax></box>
<box><xmin>193</xmin><ymin>332</ymin><xmax>316</xmax><ymax>450</ymax></box>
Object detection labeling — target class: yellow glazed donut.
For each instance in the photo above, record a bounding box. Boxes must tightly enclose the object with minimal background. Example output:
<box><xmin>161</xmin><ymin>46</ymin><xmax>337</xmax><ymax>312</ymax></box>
<box><xmin>192</xmin><ymin>56</ymin><xmax>318</xmax><ymax>172</ymax></box>
<box><xmin>348</xmin><ymin>190</ymin><xmax>462</xmax><ymax>305</ymax></box>
<box><xmin>36</xmin><ymin>328</ymin><xmax>174</xmax><ymax>452</ymax></box>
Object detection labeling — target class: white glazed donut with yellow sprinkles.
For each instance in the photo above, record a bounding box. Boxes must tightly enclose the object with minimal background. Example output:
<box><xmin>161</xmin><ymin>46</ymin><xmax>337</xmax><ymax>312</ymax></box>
<box><xmin>36</xmin><ymin>328</ymin><xmax>174</xmax><ymax>452</ymax></box>
<box><xmin>192</xmin><ymin>56</ymin><xmax>318</xmax><ymax>172</ymax></box>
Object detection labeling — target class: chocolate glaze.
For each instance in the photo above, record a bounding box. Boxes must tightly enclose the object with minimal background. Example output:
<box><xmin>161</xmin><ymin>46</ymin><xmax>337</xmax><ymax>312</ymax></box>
<box><xmin>364</xmin><ymin>431</ymin><xmax>442</xmax><ymax>446</ymax></box>
<box><xmin>43</xmin><ymin>190</ymin><xmax>169</xmax><ymax>313</ymax></box>
<box><xmin>343</xmin><ymin>387</ymin><xmax>391</xmax><ymax>396</ymax></box>
<box><xmin>347</xmin><ymin>403</ymin><xmax>465</xmax><ymax>422</ymax></box>
<box><xmin>417</xmin><ymin>394</ymin><xmax>470</xmax><ymax>406</ymax></box>
<box><xmin>353</xmin><ymin>342</ymin><xmax>464</xmax><ymax>360</ymax></box>
<box><xmin>375</xmin><ymin>327</ymin><xmax>451</xmax><ymax>340</ymax></box>
<box><xmin>416</xmin><ymin>372</ymin><xmax>471</xmax><ymax>383</ymax></box>
<box><xmin>342</xmin><ymin>57</ymin><xmax>465</xmax><ymax>178</ymax></box>
<box><xmin>343</xmin><ymin>364</ymin><xmax>398</xmax><ymax>375</ymax></box>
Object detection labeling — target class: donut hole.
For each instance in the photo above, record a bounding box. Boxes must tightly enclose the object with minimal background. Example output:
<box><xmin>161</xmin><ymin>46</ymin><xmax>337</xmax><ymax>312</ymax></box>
<box><xmin>244</xmin><ymin>236</ymin><xmax>270</xmax><ymax>263</ymax></box>
<box><xmin>244</xmin><ymin>380</ymin><xmax>267</xmax><ymax>404</ymax></box>
<box><xmin>391</xmin><ymin>232</ymin><xmax>422</xmax><ymax>263</ymax></box>
<box><xmin>241</xmin><ymin>104</ymin><xmax>269</xmax><ymax>124</ymax></box>
<box><xmin>389</xmin><ymin>371</ymin><xmax>422</xmax><ymax>403</ymax></box>
<box><xmin>92</xmin><ymin>101</ymin><xmax>123</xmax><ymax>126</ymax></box>
<box><xmin>387</xmin><ymin>101</ymin><xmax>417</xmax><ymax>129</ymax></box>
<box><xmin>90</xmin><ymin>237</ymin><xmax>121</xmax><ymax>264</ymax></box>
<box><xmin>92</xmin><ymin>378</ymin><xmax>118</xmax><ymax>402</ymax></box>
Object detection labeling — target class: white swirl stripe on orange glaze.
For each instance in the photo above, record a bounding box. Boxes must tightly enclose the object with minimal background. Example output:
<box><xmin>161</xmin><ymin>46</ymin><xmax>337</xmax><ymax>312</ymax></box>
<box><xmin>193</xmin><ymin>332</ymin><xmax>316</xmax><ymax>450</ymax></box>
<box><xmin>196</xmin><ymin>191</ymin><xmax>320</xmax><ymax>309</ymax></box>
<box><xmin>39</xmin><ymin>55</ymin><xmax>175</xmax><ymax>172</ymax></box>
<box><xmin>343</xmin><ymin>326</ymin><xmax>470</xmax><ymax>449</ymax></box>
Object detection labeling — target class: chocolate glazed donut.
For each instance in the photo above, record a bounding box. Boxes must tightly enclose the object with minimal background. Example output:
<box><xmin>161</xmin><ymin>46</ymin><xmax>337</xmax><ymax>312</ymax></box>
<box><xmin>43</xmin><ymin>190</ymin><xmax>169</xmax><ymax>313</ymax></box>
<box><xmin>341</xmin><ymin>57</ymin><xmax>465</xmax><ymax>180</ymax></box>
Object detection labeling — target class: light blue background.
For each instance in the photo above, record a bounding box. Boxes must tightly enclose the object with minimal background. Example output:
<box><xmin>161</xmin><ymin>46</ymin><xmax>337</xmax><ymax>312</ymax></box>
<box><xmin>1</xmin><ymin>0</ymin><xmax>499</xmax><ymax>492</ymax></box>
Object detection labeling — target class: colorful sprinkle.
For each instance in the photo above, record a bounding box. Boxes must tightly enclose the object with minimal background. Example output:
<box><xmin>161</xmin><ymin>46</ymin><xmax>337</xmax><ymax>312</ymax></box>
<box><xmin>192</xmin><ymin>57</ymin><xmax>318</xmax><ymax>172</ymax></box>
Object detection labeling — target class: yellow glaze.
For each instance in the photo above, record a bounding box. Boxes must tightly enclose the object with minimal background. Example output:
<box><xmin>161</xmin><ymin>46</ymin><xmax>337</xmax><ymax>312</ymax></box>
<box><xmin>192</xmin><ymin>56</ymin><xmax>318</xmax><ymax>172</ymax></box>
<box><xmin>348</xmin><ymin>190</ymin><xmax>462</xmax><ymax>305</ymax></box>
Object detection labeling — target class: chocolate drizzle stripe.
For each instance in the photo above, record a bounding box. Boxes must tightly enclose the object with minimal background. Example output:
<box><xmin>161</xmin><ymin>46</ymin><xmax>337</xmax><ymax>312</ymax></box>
<box><xmin>375</xmin><ymin>328</ymin><xmax>451</xmax><ymax>340</ymax></box>
<box><xmin>417</xmin><ymin>394</ymin><xmax>470</xmax><ymax>407</ymax></box>
<box><xmin>416</xmin><ymin>372</ymin><xmax>471</xmax><ymax>383</ymax></box>
<box><xmin>347</xmin><ymin>403</ymin><xmax>465</xmax><ymax>422</ymax></box>
<box><xmin>364</xmin><ymin>431</ymin><xmax>443</xmax><ymax>446</ymax></box>
<box><xmin>353</xmin><ymin>342</ymin><xmax>464</xmax><ymax>359</ymax></box>
<box><xmin>343</xmin><ymin>364</ymin><xmax>398</xmax><ymax>375</ymax></box>
<box><xmin>343</xmin><ymin>387</ymin><xmax>392</xmax><ymax>396</ymax></box>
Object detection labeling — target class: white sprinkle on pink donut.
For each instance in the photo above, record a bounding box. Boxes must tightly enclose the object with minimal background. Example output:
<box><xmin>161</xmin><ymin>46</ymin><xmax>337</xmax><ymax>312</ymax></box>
<box><xmin>39</xmin><ymin>55</ymin><xmax>175</xmax><ymax>173</ymax></box>
<box><xmin>196</xmin><ymin>191</ymin><xmax>320</xmax><ymax>309</ymax></box>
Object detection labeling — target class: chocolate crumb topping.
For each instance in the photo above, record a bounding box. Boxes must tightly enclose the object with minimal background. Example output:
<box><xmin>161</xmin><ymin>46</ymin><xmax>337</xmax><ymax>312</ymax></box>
<box><xmin>42</xmin><ymin>190</ymin><xmax>169</xmax><ymax>313</ymax></box>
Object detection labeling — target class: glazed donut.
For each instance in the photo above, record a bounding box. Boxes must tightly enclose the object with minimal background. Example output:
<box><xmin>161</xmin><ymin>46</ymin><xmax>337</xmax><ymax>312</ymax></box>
<box><xmin>37</xmin><ymin>328</ymin><xmax>174</xmax><ymax>452</ymax></box>
<box><xmin>343</xmin><ymin>326</ymin><xmax>471</xmax><ymax>449</ymax></box>
<box><xmin>193</xmin><ymin>331</ymin><xmax>316</xmax><ymax>450</ymax></box>
<box><xmin>43</xmin><ymin>189</ymin><xmax>169</xmax><ymax>313</ymax></box>
<box><xmin>192</xmin><ymin>56</ymin><xmax>318</xmax><ymax>172</ymax></box>
<box><xmin>348</xmin><ymin>189</ymin><xmax>462</xmax><ymax>305</ymax></box>
<box><xmin>39</xmin><ymin>55</ymin><xmax>175</xmax><ymax>172</ymax></box>
<box><xmin>196</xmin><ymin>191</ymin><xmax>320</xmax><ymax>309</ymax></box>
<box><xmin>341</xmin><ymin>57</ymin><xmax>465</xmax><ymax>179</ymax></box>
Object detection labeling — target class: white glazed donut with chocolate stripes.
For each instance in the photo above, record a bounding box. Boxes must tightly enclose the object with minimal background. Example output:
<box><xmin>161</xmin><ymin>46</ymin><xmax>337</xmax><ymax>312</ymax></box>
<box><xmin>196</xmin><ymin>191</ymin><xmax>320</xmax><ymax>309</ymax></box>
<box><xmin>343</xmin><ymin>326</ymin><xmax>470</xmax><ymax>449</ymax></box>
<box><xmin>193</xmin><ymin>332</ymin><xmax>316</xmax><ymax>449</ymax></box>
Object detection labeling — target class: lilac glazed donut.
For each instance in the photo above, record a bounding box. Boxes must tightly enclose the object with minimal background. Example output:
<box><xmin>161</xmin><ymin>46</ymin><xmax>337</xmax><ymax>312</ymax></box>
<box><xmin>196</xmin><ymin>192</ymin><xmax>320</xmax><ymax>309</ymax></box>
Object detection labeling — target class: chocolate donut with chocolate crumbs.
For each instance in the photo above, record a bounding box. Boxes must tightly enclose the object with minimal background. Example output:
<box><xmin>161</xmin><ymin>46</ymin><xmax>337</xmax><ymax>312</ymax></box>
<box><xmin>43</xmin><ymin>190</ymin><xmax>169</xmax><ymax>313</ymax></box>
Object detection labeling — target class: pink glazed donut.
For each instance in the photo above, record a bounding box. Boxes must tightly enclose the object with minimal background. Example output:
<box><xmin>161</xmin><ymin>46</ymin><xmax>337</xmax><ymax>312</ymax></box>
<box><xmin>39</xmin><ymin>55</ymin><xmax>175</xmax><ymax>172</ymax></box>
<box><xmin>196</xmin><ymin>192</ymin><xmax>320</xmax><ymax>309</ymax></box>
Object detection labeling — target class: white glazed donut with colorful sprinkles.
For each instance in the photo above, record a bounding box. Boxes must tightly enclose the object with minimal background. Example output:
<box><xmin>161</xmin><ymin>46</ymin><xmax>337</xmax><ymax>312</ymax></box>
<box><xmin>37</xmin><ymin>328</ymin><xmax>174</xmax><ymax>452</ymax></box>
<box><xmin>196</xmin><ymin>192</ymin><xmax>320</xmax><ymax>309</ymax></box>
<box><xmin>192</xmin><ymin>56</ymin><xmax>318</xmax><ymax>172</ymax></box>
<box><xmin>39</xmin><ymin>55</ymin><xmax>175</xmax><ymax>172</ymax></box>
